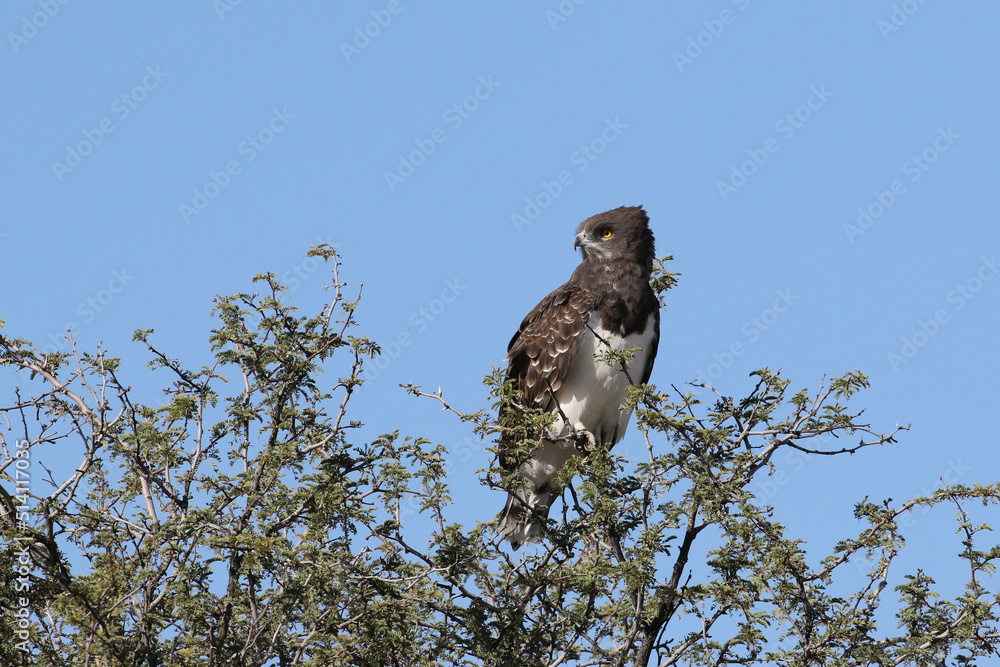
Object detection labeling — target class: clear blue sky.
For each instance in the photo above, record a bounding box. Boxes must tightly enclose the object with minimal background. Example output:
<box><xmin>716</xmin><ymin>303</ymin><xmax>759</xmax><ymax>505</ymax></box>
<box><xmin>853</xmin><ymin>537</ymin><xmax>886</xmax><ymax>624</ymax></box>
<box><xmin>3</xmin><ymin>1</ymin><xmax>999</xmax><ymax>614</ymax></box>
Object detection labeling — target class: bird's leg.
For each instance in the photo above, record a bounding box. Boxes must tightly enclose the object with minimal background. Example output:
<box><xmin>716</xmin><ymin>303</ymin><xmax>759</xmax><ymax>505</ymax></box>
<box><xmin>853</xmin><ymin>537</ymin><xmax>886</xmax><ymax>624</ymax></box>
<box><xmin>539</xmin><ymin>377</ymin><xmax>597</xmax><ymax>452</ymax></box>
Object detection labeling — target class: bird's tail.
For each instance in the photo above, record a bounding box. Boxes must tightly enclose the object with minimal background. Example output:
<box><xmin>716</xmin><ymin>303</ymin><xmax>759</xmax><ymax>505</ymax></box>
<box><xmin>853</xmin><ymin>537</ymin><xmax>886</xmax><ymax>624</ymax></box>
<box><xmin>497</xmin><ymin>488</ymin><xmax>553</xmax><ymax>550</ymax></box>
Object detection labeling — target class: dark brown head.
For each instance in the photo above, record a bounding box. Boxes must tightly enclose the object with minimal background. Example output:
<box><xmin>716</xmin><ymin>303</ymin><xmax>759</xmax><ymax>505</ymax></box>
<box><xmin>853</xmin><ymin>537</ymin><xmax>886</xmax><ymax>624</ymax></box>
<box><xmin>573</xmin><ymin>206</ymin><xmax>655</xmax><ymax>273</ymax></box>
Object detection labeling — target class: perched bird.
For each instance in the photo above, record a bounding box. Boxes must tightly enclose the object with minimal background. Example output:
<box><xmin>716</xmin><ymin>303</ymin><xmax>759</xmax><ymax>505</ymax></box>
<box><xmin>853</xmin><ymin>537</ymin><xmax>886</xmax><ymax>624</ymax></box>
<box><xmin>497</xmin><ymin>206</ymin><xmax>660</xmax><ymax>548</ymax></box>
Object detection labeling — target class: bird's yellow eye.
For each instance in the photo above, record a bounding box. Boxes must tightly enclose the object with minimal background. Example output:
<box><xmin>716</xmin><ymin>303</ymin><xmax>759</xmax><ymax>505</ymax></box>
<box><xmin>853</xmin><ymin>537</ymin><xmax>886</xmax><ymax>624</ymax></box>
<box><xmin>601</xmin><ymin>229</ymin><xmax>613</xmax><ymax>239</ymax></box>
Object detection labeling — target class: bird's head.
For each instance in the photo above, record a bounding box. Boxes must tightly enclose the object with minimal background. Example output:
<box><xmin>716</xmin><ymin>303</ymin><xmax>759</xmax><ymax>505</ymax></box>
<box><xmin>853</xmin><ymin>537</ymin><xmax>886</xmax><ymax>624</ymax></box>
<box><xmin>574</xmin><ymin>206</ymin><xmax>655</xmax><ymax>272</ymax></box>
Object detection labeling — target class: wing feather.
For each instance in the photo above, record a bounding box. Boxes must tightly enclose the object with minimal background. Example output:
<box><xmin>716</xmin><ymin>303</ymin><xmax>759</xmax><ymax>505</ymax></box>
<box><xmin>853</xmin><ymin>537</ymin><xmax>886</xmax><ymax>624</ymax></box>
<box><xmin>638</xmin><ymin>297</ymin><xmax>660</xmax><ymax>385</ymax></box>
<box><xmin>506</xmin><ymin>282</ymin><xmax>593</xmax><ymax>413</ymax></box>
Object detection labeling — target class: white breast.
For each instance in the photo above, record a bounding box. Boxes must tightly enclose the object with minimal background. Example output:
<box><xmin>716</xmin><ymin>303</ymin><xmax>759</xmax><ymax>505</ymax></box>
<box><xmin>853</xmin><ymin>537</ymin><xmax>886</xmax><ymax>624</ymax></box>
<box><xmin>550</xmin><ymin>311</ymin><xmax>656</xmax><ymax>446</ymax></box>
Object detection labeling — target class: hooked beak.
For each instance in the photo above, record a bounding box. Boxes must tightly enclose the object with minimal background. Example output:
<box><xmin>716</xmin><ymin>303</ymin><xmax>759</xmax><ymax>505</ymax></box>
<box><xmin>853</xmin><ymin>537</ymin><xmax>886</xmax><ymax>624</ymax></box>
<box><xmin>573</xmin><ymin>232</ymin><xmax>589</xmax><ymax>250</ymax></box>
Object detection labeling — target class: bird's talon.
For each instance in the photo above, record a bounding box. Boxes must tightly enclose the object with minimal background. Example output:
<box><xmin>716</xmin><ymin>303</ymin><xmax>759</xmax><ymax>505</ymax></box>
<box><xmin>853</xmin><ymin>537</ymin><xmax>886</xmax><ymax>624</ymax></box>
<box><xmin>574</xmin><ymin>429</ymin><xmax>597</xmax><ymax>453</ymax></box>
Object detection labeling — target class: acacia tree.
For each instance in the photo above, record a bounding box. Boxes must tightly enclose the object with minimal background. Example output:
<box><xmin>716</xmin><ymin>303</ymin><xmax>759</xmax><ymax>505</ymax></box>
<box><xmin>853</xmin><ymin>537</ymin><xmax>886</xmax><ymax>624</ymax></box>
<box><xmin>1</xmin><ymin>246</ymin><xmax>998</xmax><ymax>666</ymax></box>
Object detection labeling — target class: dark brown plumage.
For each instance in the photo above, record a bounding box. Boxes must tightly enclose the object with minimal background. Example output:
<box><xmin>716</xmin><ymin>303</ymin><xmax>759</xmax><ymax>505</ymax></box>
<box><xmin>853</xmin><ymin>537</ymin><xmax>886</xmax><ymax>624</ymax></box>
<box><xmin>498</xmin><ymin>206</ymin><xmax>660</xmax><ymax>548</ymax></box>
